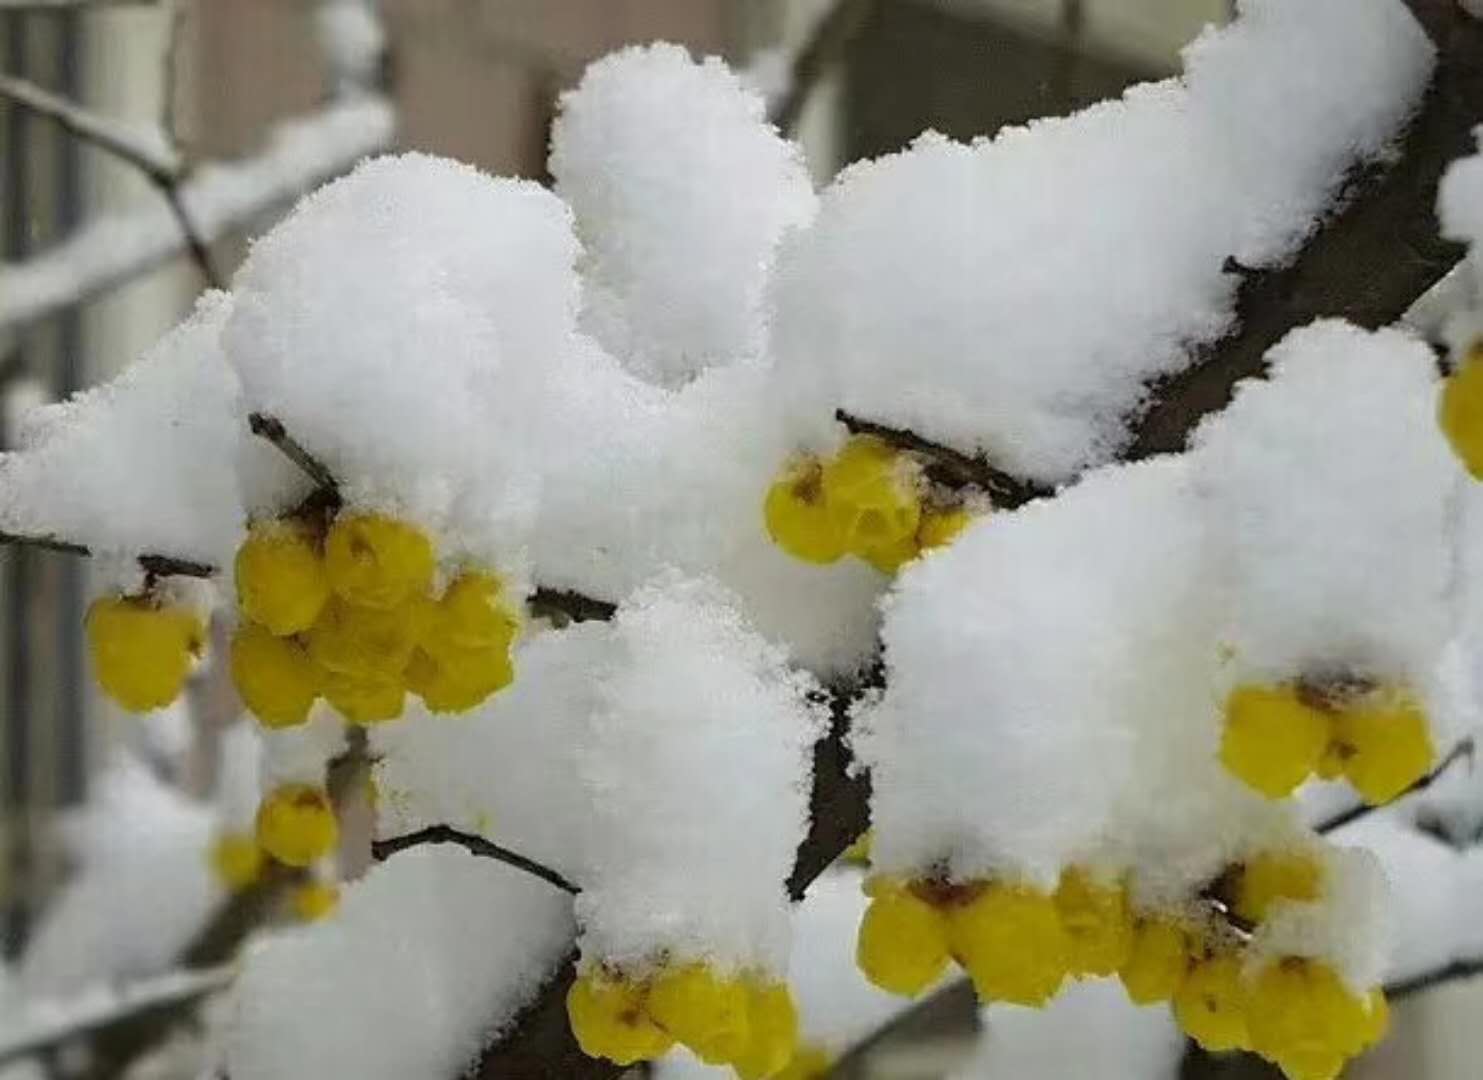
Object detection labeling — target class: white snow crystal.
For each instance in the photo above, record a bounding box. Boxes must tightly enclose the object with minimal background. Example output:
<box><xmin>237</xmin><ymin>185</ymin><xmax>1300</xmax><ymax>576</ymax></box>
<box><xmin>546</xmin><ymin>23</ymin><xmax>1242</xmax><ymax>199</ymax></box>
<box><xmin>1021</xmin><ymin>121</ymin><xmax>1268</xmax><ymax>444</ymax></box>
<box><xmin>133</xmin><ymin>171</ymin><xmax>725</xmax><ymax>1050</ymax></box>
<box><xmin>0</xmin><ymin>292</ymin><xmax>246</xmax><ymax>570</ymax></box>
<box><xmin>18</xmin><ymin>754</ymin><xmax>220</xmax><ymax>997</ymax></box>
<box><xmin>1191</xmin><ymin>321</ymin><xmax>1461</xmax><ymax>732</ymax></box>
<box><xmin>551</xmin><ymin>43</ymin><xmax>815</xmax><ymax>387</ymax></box>
<box><xmin>226</xmin><ymin>847</ymin><xmax>574</xmax><ymax>1080</ymax></box>
<box><xmin>769</xmin><ymin>0</ymin><xmax>1434</xmax><ymax>483</ymax></box>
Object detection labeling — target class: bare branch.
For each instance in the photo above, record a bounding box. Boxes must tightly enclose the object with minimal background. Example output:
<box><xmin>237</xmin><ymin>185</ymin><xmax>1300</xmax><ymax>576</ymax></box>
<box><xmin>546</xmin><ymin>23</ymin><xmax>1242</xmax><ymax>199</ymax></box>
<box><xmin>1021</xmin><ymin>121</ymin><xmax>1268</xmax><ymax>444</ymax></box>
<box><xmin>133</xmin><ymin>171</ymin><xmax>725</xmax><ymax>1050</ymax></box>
<box><xmin>835</xmin><ymin>409</ymin><xmax>1046</xmax><ymax>509</ymax></box>
<box><xmin>372</xmin><ymin>825</ymin><xmax>581</xmax><ymax>896</ymax></box>
<box><xmin>247</xmin><ymin>411</ymin><xmax>342</xmax><ymax>503</ymax></box>
<box><xmin>823</xmin><ymin>978</ymin><xmax>979</xmax><ymax>1080</ymax></box>
<box><xmin>1316</xmin><ymin>738</ymin><xmax>1474</xmax><ymax>835</ymax></box>
<box><xmin>0</xmin><ymin>527</ymin><xmax>215</xmax><ymax>578</ymax></box>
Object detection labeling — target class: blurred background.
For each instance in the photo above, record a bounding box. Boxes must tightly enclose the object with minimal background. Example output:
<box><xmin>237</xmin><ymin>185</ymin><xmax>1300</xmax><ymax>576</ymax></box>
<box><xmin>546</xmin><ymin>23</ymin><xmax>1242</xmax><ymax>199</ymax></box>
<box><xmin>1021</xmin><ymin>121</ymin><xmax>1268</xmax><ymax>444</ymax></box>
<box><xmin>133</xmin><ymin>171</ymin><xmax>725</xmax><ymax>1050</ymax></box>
<box><xmin>3</xmin><ymin>1</ymin><xmax>1477</xmax><ymax>1077</ymax></box>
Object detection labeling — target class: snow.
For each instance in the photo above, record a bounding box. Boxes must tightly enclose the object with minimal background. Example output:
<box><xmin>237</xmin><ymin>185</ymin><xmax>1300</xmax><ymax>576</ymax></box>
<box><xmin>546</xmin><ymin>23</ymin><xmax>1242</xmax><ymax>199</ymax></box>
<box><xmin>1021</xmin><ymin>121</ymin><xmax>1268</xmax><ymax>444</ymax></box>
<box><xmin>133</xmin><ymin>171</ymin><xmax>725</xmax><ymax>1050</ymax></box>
<box><xmin>226</xmin><ymin>847</ymin><xmax>574</xmax><ymax>1080</ymax></box>
<box><xmin>378</xmin><ymin>575</ymin><xmax>826</xmax><ymax>976</ymax></box>
<box><xmin>1191</xmin><ymin>321</ymin><xmax>1463</xmax><ymax>737</ymax></box>
<box><xmin>950</xmin><ymin>979</ymin><xmax>1183</xmax><ymax>1079</ymax></box>
<box><xmin>224</xmin><ymin>154</ymin><xmax>569</xmax><ymax>566</ymax></box>
<box><xmin>572</xmin><ymin>576</ymin><xmax>827</xmax><ymax>974</ymax></box>
<box><xmin>1438</xmin><ymin>133</ymin><xmax>1483</xmax><ymax>350</ymax></box>
<box><xmin>857</xmin><ymin>456</ymin><xmax>1226</xmax><ymax>891</ymax></box>
<box><xmin>0</xmin><ymin>292</ymin><xmax>244</xmax><ymax>569</ymax></box>
<box><xmin>552</xmin><ymin>43</ymin><xmax>815</xmax><ymax>387</ymax></box>
<box><xmin>17</xmin><ymin>754</ymin><xmax>220</xmax><ymax>998</ymax></box>
<box><xmin>769</xmin><ymin>0</ymin><xmax>1434</xmax><ymax>483</ymax></box>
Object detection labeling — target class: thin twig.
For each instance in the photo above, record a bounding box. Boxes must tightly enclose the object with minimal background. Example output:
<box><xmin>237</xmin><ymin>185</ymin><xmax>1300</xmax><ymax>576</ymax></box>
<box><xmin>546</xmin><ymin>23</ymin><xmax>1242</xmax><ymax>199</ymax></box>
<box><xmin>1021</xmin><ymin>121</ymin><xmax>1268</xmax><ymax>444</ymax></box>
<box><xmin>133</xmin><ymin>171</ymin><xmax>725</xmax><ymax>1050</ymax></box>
<box><xmin>0</xmin><ymin>528</ymin><xmax>214</xmax><ymax>578</ymax></box>
<box><xmin>1316</xmin><ymin>739</ymin><xmax>1474</xmax><ymax>835</ymax></box>
<box><xmin>372</xmin><ymin>825</ymin><xmax>581</xmax><ymax>896</ymax></box>
<box><xmin>1386</xmin><ymin>957</ymin><xmax>1483</xmax><ymax>999</ymax></box>
<box><xmin>835</xmin><ymin>409</ymin><xmax>1046</xmax><ymax>509</ymax></box>
<box><xmin>0</xmin><ymin>71</ymin><xmax>220</xmax><ymax>286</ymax></box>
<box><xmin>246</xmin><ymin>411</ymin><xmax>342</xmax><ymax>503</ymax></box>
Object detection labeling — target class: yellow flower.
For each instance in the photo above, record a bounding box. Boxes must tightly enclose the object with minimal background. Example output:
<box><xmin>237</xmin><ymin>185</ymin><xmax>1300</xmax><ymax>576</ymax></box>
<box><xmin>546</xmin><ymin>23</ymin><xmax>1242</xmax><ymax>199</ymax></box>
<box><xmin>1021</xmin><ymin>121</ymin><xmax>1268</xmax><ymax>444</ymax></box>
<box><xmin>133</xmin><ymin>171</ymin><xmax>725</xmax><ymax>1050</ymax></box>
<box><xmin>917</xmin><ymin>504</ymin><xmax>976</xmax><ymax>552</ymax></box>
<box><xmin>1054</xmin><ymin>868</ymin><xmax>1133</xmax><ymax>976</ymax></box>
<box><xmin>1333</xmin><ymin>688</ymin><xmax>1433</xmax><ymax>805</ymax></box>
<box><xmin>1247</xmin><ymin>958</ymin><xmax>1373</xmax><ymax>1079</ymax></box>
<box><xmin>567</xmin><ymin>969</ymin><xmax>673</xmax><ymax>1066</ymax></box>
<box><xmin>948</xmin><ymin>882</ymin><xmax>1070</xmax><ymax>1007</ymax></box>
<box><xmin>209</xmin><ymin>832</ymin><xmax>265</xmax><ymax>892</ymax></box>
<box><xmin>230</xmin><ymin>622</ymin><xmax>321</xmax><ymax>729</ymax></box>
<box><xmin>255</xmin><ymin>783</ymin><xmax>338</xmax><ymax>867</ymax></box>
<box><xmin>85</xmin><ymin>595</ymin><xmax>203</xmax><ymax>712</ymax></box>
<box><xmin>730</xmin><ymin>977</ymin><xmax>800</xmax><ymax>1079</ymax></box>
<box><xmin>1119</xmin><ymin>916</ymin><xmax>1194</xmax><ymax>1005</ymax></box>
<box><xmin>421</xmin><ymin>571</ymin><xmax>520</xmax><ymax>659</ymax></box>
<box><xmin>1173</xmin><ymin>950</ymin><xmax>1250</xmax><ymax>1052</ymax></box>
<box><xmin>406</xmin><ymin>645</ymin><xmax>514</xmax><ymax>713</ymax></box>
<box><xmin>1233</xmin><ymin>851</ymin><xmax>1322</xmax><ymax>924</ymax></box>
<box><xmin>821</xmin><ymin>437</ymin><xmax>922</xmax><ymax>570</ymax></box>
<box><xmin>292</xmin><ymin>881</ymin><xmax>341</xmax><ymax>921</ymax></box>
<box><xmin>305</xmin><ymin>596</ymin><xmax>424</xmax><ymax>679</ymax></box>
<box><xmin>235</xmin><ymin>520</ymin><xmax>330</xmax><ymax>636</ymax></box>
<box><xmin>1220</xmin><ymin>684</ymin><xmax>1331</xmax><ymax>798</ymax></box>
<box><xmin>324</xmin><ymin>513</ymin><xmax>435</xmax><ymax>610</ymax></box>
<box><xmin>856</xmin><ymin>888</ymin><xmax>951</xmax><ymax>997</ymax></box>
<box><xmin>322</xmin><ymin>669</ymin><xmax>406</xmax><ymax>726</ymax></box>
<box><xmin>764</xmin><ymin>456</ymin><xmax>848</xmax><ymax>565</ymax></box>
<box><xmin>646</xmin><ymin>964</ymin><xmax>752</xmax><ymax>1065</ymax></box>
<box><xmin>1438</xmin><ymin>342</ymin><xmax>1483</xmax><ymax>480</ymax></box>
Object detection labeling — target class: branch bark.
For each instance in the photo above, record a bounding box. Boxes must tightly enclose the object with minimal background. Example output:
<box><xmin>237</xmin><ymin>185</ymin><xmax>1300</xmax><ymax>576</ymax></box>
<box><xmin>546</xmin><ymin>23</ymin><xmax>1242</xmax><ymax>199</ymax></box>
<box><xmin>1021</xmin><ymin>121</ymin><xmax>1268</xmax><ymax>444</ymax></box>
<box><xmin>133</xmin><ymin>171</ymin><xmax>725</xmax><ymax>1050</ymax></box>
<box><xmin>0</xmin><ymin>528</ymin><xmax>215</xmax><ymax>578</ymax></box>
<box><xmin>372</xmin><ymin>825</ymin><xmax>580</xmax><ymax>896</ymax></box>
<box><xmin>467</xmin><ymin>4</ymin><xmax>1483</xmax><ymax>1077</ymax></box>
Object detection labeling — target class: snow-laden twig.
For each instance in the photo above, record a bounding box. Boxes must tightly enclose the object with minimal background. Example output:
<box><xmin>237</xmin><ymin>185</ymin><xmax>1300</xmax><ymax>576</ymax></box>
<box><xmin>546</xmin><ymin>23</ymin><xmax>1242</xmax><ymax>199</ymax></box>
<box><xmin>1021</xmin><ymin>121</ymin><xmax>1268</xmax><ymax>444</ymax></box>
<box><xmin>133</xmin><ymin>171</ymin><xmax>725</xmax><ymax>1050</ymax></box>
<box><xmin>0</xmin><ymin>96</ymin><xmax>392</xmax><ymax>334</ymax></box>
<box><xmin>1316</xmin><ymin>739</ymin><xmax>1475</xmax><ymax>835</ymax></box>
<box><xmin>247</xmin><ymin>411</ymin><xmax>342</xmax><ymax>504</ymax></box>
<box><xmin>1386</xmin><ymin>956</ymin><xmax>1483</xmax><ymax>998</ymax></box>
<box><xmin>0</xmin><ymin>966</ymin><xmax>232</xmax><ymax>1068</ymax></box>
<box><xmin>0</xmin><ymin>528</ymin><xmax>215</xmax><ymax>578</ymax></box>
<box><xmin>0</xmin><ymin>72</ymin><xmax>178</xmax><ymax>181</ymax></box>
<box><xmin>371</xmin><ymin>826</ymin><xmax>581</xmax><ymax>896</ymax></box>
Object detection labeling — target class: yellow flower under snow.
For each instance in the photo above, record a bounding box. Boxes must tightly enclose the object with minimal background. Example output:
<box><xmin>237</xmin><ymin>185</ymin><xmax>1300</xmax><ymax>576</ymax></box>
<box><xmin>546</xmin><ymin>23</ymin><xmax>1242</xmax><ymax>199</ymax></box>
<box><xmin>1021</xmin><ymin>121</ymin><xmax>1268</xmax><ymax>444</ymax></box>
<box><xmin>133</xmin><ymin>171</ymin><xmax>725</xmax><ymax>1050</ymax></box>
<box><xmin>86</xmin><ymin>595</ymin><xmax>204</xmax><ymax>712</ymax></box>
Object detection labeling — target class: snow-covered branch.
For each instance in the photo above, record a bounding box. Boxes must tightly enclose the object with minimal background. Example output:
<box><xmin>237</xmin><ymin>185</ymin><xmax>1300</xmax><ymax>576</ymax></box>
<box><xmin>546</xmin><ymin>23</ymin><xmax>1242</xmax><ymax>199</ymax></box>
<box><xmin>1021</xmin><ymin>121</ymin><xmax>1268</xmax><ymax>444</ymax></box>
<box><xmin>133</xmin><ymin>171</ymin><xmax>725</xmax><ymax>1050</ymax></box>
<box><xmin>0</xmin><ymin>967</ymin><xmax>232</xmax><ymax>1069</ymax></box>
<box><xmin>371</xmin><ymin>826</ymin><xmax>581</xmax><ymax>896</ymax></box>
<box><xmin>0</xmin><ymin>0</ymin><xmax>394</xmax><ymax>337</ymax></box>
<box><xmin>0</xmin><ymin>528</ymin><xmax>215</xmax><ymax>578</ymax></box>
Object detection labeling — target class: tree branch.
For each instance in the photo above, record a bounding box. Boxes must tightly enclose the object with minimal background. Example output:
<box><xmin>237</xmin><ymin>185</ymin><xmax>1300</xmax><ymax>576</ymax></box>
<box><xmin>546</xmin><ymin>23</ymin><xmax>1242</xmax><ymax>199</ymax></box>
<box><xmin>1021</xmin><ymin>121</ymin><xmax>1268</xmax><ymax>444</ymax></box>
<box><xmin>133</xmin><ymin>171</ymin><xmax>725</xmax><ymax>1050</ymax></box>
<box><xmin>1386</xmin><ymin>957</ymin><xmax>1483</xmax><ymax>999</ymax></box>
<box><xmin>247</xmin><ymin>411</ymin><xmax>342</xmax><ymax>504</ymax></box>
<box><xmin>467</xmin><ymin>5</ymin><xmax>1483</xmax><ymax>1076</ymax></box>
<box><xmin>0</xmin><ymin>528</ymin><xmax>215</xmax><ymax>578</ymax></box>
<box><xmin>371</xmin><ymin>825</ymin><xmax>580</xmax><ymax>896</ymax></box>
<box><xmin>527</xmin><ymin>587</ymin><xmax>618</xmax><ymax>625</ymax></box>
<box><xmin>1316</xmin><ymin>738</ymin><xmax>1474</xmax><ymax>835</ymax></box>
<box><xmin>823</xmin><ymin>978</ymin><xmax>978</xmax><ymax>1079</ymax></box>
<box><xmin>835</xmin><ymin>409</ymin><xmax>1046</xmax><ymax>509</ymax></box>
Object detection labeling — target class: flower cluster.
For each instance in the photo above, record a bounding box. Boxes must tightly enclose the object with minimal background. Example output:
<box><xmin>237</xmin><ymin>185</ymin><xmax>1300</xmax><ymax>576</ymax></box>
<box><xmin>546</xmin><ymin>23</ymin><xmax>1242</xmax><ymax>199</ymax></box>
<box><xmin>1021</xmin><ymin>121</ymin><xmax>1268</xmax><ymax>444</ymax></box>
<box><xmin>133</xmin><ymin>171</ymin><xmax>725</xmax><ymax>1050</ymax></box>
<box><xmin>764</xmin><ymin>435</ymin><xmax>974</xmax><ymax>574</ymax></box>
<box><xmin>855</xmin><ymin>848</ymin><xmax>1387</xmax><ymax>1080</ymax></box>
<box><xmin>230</xmin><ymin>511</ymin><xmax>521</xmax><ymax>729</ymax></box>
<box><xmin>1220</xmin><ymin>680</ymin><xmax>1433</xmax><ymax>803</ymax></box>
<box><xmin>208</xmin><ymin>784</ymin><xmax>343</xmax><ymax>923</ymax></box>
<box><xmin>567</xmin><ymin>962</ymin><xmax>798</xmax><ymax>1079</ymax></box>
<box><xmin>85</xmin><ymin>591</ymin><xmax>205</xmax><ymax>712</ymax></box>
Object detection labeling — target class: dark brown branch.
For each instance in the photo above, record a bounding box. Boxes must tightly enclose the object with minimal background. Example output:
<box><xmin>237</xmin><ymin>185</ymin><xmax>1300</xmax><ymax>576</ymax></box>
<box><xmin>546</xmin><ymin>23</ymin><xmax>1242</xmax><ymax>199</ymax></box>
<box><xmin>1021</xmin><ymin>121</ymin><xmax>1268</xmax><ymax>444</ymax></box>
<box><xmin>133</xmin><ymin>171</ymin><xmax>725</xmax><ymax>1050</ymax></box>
<box><xmin>246</xmin><ymin>411</ymin><xmax>342</xmax><ymax>506</ymax></box>
<box><xmin>1129</xmin><ymin>0</ymin><xmax>1483</xmax><ymax>459</ymax></box>
<box><xmin>372</xmin><ymin>826</ymin><xmax>580</xmax><ymax>895</ymax></box>
<box><xmin>1316</xmin><ymin>738</ymin><xmax>1473</xmax><ymax>835</ymax></box>
<box><xmin>0</xmin><ymin>528</ymin><xmax>215</xmax><ymax>578</ymax></box>
<box><xmin>769</xmin><ymin>0</ymin><xmax>875</xmax><ymax>135</ymax></box>
<box><xmin>527</xmin><ymin>587</ymin><xmax>618</xmax><ymax>625</ymax></box>
<box><xmin>836</xmin><ymin>409</ymin><xmax>1047</xmax><ymax>509</ymax></box>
